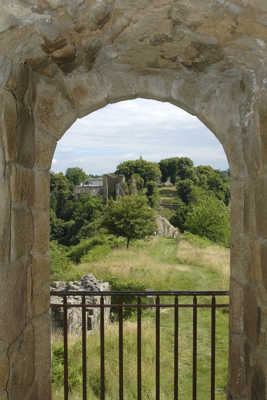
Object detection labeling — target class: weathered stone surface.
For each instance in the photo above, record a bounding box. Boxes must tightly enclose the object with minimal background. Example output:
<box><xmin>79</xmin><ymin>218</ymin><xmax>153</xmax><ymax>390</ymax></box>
<box><xmin>1</xmin><ymin>1</ymin><xmax>267</xmax><ymax>399</ymax></box>
<box><xmin>7</xmin><ymin>324</ymin><xmax>35</xmax><ymax>400</ymax></box>
<box><xmin>156</xmin><ymin>216</ymin><xmax>179</xmax><ymax>238</ymax></box>
<box><xmin>32</xmin><ymin>209</ymin><xmax>50</xmax><ymax>255</ymax></box>
<box><xmin>10</xmin><ymin>207</ymin><xmax>33</xmax><ymax>263</ymax></box>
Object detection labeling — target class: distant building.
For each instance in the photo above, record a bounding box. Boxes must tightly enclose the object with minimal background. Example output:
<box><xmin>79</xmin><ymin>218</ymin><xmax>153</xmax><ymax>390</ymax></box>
<box><xmin>74</xmin><ymin>174</ymin><xmax>125</xmax><ymax>202</ymax></box>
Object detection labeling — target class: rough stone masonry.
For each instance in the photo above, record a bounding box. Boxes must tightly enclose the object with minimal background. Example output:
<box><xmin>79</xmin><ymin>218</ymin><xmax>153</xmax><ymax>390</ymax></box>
<box><xmin>1</xmin><ymin>1</ymin><xmax>267</xmax><ymax>399</ymax></box>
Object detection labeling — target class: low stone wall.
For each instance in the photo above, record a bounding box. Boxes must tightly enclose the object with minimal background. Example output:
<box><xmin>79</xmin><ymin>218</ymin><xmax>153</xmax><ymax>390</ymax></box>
<box><xmin>51</xmin><ymin>274</ymin><xmax>110</xmax><ymax>335</ymax></box>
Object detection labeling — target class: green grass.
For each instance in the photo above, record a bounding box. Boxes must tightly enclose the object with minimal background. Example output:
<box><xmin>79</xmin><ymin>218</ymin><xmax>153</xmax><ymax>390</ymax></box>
<box><xmin>52</xmin><ymin>235</ymin><xmax>229</xmax><ymax>399</ymax></box>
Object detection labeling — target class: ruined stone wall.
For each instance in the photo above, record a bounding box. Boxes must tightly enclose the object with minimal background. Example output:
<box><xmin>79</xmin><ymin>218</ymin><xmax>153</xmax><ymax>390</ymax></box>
<box><xmin>0</xmin><ymin>1</ymin><xmax>267</xmax><ymax>399</ymax></box>
<box><xmin>51</xmin><ymin>274</ymin><xmax>110</xmax><ymax>335</ymax></box>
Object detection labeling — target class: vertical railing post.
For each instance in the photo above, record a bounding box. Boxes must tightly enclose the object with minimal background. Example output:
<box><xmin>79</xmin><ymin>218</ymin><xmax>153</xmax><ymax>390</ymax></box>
<box><xmin>137</xmin><ymin>296</ymin><xmax>142</xmax><ymax>400</ymax></box>
<box><xmin>174</xmin><ymin>295</ymin><xmax>179</xmax><ymax>400</ymax></box>
<box><xmin>100</xmin><ymin>296</ymin><xmax>105</xmax><ymax>400</ymax></box>
<box><xmin>63</xmin><ymin>295</ymin><xmax>69</xmax><ymax>400</ymax></box>
<box><xmin>156</xmin><ymin>296</ymin><xmax>160</xmax><ymax>400</ymax></box>
<box><xmin>193</xmin><ymin>295</ymin><xmax>197</xmax><ymax>400</ymax></box>
<box><xmin>211</xmin><ymin>296</ymin><xmax>216</xmax><ymax>400</ymax></box>
<box><xmin>119</xmin><ymin>297</ymin><xmax>124</xmax><ymax>400</ymax></box>
<box><xmin>82</xmin><ymin>295</ymin><xmax>87</xmax><ymax>400</ymax></box>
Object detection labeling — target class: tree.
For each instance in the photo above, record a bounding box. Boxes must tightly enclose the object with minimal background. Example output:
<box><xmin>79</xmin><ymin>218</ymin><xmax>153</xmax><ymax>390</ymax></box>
<box><xmin>65</xmin><ymin>167</ymin><xmax>88</xmax><ymax>186</ymax></box>
<box><xmin>116</xmin><ymin>159</ymin><xmax>161</xmax><ymax>185</ymax></box>
<box><xmin>184</xmin><ymin>195</ymin><xmax>230</xmax><ymax>246</ymax></box>
<box><xmin>103</xmin><ymin>195</ymin><xmax>156</xmax><ymax>248</ymax></box>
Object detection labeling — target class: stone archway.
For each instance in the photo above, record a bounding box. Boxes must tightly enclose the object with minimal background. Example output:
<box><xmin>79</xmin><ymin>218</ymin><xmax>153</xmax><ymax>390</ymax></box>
<box><xmin>1</xmin><ymin>1</ymin><xmax>267</xmax><ymax>399</ymax></box>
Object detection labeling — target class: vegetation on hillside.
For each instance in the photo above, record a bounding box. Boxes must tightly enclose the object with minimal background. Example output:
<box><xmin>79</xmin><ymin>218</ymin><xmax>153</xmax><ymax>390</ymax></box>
<box><xmin>52</xmin><ymin>236</ymin><xmax>229</xmax><ymax>400</ymax></box>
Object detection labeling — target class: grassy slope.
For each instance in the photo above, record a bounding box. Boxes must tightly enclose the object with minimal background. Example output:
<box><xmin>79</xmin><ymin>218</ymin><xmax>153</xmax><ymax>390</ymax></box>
<box><xmin>52</xmin><ymin>235</ymin><xmax>230</xmax><ymax>400</ymax></box>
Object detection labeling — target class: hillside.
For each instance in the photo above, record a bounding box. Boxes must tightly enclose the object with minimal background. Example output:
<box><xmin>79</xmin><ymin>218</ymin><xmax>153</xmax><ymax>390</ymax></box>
<box><xmin>52</xmin><ymin>234</ymin><xmax>230</xmax><ymax>400</ymax></box>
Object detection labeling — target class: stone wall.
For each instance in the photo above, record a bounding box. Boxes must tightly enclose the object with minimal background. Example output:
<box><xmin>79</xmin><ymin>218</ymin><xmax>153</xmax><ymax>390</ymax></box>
<box><xmin>51</xmin><ymin>274</ymin><xmax>110</xmax><ymax>335</ymax></box>
<box><xmin>0</xmin><ymin>1</ymin><xmax>267</xmax><ymax>399</ymax></box>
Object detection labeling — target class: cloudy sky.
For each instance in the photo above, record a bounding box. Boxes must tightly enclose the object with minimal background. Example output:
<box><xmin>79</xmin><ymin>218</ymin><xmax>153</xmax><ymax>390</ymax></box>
<box><xmin>52</xmin><ymin>98</ymin><xmax>229</xmax><ymax>175</ymax></box>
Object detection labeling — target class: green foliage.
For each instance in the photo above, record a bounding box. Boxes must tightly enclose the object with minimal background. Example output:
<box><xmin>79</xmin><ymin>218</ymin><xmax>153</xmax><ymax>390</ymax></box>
<box><xmin>184</xmin><ymin>195</ymin><xmax>230</xmax><ymax>246</ymax></box>
<box><xmin>159</xmin><ymin>157</ymin><xmax>194</xmax><ymax>184</ymax></box>
<box><xmin>146</xmin><ymin>180</ymin><xmax>160</xmax><ymax>208</ymax></box>
<box><xmin>116</xmin><ymin>158</ymin><xmax>161</xmax><ymax>186</ymax></box>
<box><xmin>68</xmin><ymin>234</ymin><xmax>125</xmax><ymax>264</ymax></box>
<box><xmin>65</xmin><ymin>167</ymin><xmax>89</xmax><ymax>187</ymax></box>
<box><xmin>68</xmin><ymin>236</ymin><xmax>107</xmax><ymax>263</ymax></box>
<box><xmin>50</xmin><ymin>170</ymin><xmax>104</xmax><ymax>246</ymax></box>
<box><xmin>50</xmin><ymin>241</ymin><xmax>72</xmax><ymax>281</ymax></box>
<box><xmin>103</xmin><ymin>195</ymin><xmax>156</xmax><ymax>248</ymax></box>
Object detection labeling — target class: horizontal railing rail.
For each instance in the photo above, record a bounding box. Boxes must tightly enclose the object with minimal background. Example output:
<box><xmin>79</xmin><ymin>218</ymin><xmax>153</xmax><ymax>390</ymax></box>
<box><xmin>50</xmin><ymin>290</ymin><xmax>229</xmax><ymax>400</ymax></box>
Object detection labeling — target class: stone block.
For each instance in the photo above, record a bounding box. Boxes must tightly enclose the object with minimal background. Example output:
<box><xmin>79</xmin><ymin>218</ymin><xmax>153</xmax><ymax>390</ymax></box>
<box><xmin>32</xmin><ymin>255</ymin><xmax>50</xmax><ymax>317</ymax></box>
<box><xmin>10</xmin><ymin>206</ymin><xmax>33</xmax><ymax>263</ymax></box>
<box><xmin>32</xmin><ymin>209</ymin><xmax>50</xmax><ymax>255</ymax></box>
<box><xmin>230</xmin><ymin>279</ymin><xmax>245</xmax><ymax>335</ymax></box>
<box><xmin>1</xmin><ymin>89</ymin><xmax>17</xmax><ymax>162</ymax></box>
<box><xmin>248</xmin><ymin>239</ymin><xmax>263</xmax><ymax>285</ymax></box>
<box><xmin>10</xmin><ymin>165</ymin><xmax>34</xmax><ymax>207</ymax></box>
<box><xmin>7</xmin><ymin>324</ymin><xmax>35</xmax><ymax>400</ymax></box>
<box><xmin>34</xmin><ymin>128</ymin><xmax>57</xmax><ymax>169</ymax></box>
<box><xmin>255</xmin><ymin>175</ymin><xmax>267</xmax><ymax>239</ymax></box>
<box><xmin>0</xmin><ymin>351</ymin><xmax>9</xmax><ymax>393</ymax></box>
<box><xmin>0</xmin><ymin>392</ymin><xmax>8</xmax><ymax>400</ymax></box>
<box><xmin>63</xmin><ymin>71</ymin><xmax>108</xmax><ymax>118</ymax></box>
<box><xmin>0</xmin><ymin>259</ymin><xmax>28</xmax><ymax>345</ymax></box>
<box><xmin>33</xmin><ymin>170</ymin><xmax>50</xmax><ymax>210</ymax></box>
<box><xmin>34</xmin><ymin>78</ymin><xmax>77</xmax><ymax>139</ymax></box>
<box><xmin>0</xmin><ymin>169</ymin><xmax>10</xmax><ymax>265</ymax></box>
<box><xmin>32</xmin><ymin>314</ymin><xmax>51</xmax><ymax>399</ymax></box>
<box><xmin>244</xmin><ymin>287</ymin><xmax>258</xmax><ymax>345</ymax></box>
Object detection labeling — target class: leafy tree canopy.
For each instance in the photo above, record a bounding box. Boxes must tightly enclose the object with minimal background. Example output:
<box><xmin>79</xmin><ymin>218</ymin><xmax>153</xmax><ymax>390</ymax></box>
<box><xmin>103</xmin><ymin>195</ymin><xmax>156</xmax><ymax>248</ymax></box>
<box><xmin>184</xmin><ymin>195</ymin><xmax>230</xmax><ymax>246</ymax></box>
<box><xmin>116</xmin><ymin>158</ymin><xmax>161</xmax><ymax>186</ymax></box>
<box><xmin>65</xmin><ymin>167</ymin><xmax>89</xmax><ymax>187</ymax></box>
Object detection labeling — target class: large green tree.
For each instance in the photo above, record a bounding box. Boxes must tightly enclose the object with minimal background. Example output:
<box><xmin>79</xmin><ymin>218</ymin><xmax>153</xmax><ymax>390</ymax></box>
<box><xmin>103</xmin><ymin>195</ymin><xmax>156</xmax><ymax>248</ymax></box>
<box><xmin>65</xmin><ymin>167</ymin><xmax>89</xmax><ymax>186</ymax></box>
<box><xmin>116</xmin><ymin>158</ymin><xmax>161</xmax><ymax>186</ymax></box>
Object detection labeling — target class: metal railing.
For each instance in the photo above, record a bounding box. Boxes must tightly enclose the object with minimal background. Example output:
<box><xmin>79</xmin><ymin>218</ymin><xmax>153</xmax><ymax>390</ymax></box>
<box><xmin>50</xmin><ymin>290</ymin><xmax>229</xmax><ymax>400</ymax></box>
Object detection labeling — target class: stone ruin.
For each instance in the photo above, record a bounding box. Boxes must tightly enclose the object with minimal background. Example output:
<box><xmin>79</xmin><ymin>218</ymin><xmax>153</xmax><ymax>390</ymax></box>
<box><xmin>50</xmin><ymin>274</ymin><xmax>110</xmax><ymax>335</ymax></box>
<box><xmin>156</xmin><ymin>216</ymin><xmax>179</xmax><ymax>239</ymax></box>
<box><xmin>74</xmin><ymin>174</ymin><xmax>125</xmax><ymax>203</ymax></box>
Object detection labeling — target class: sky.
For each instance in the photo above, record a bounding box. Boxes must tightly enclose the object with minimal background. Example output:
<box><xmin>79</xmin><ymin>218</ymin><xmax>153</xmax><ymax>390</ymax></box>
<box><xmin>52</xmin><ymin>98</ymin><xmax>229</xmax><ymax>175</ymax></box>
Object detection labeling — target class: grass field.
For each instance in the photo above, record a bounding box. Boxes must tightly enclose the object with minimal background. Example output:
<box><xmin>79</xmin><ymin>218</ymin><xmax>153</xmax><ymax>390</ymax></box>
<box><xmin>52</xmin><ymin>234</ymin><xmax>230</xmax><ymax>400</ymax></box>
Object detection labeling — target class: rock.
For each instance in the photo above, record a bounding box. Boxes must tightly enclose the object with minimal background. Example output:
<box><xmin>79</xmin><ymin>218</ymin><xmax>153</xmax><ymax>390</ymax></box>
<box><xmin>50</xmin><ymin>274</ymin><xmax>110</xmax><ymax>334</ymax></box>
<box><xmin>156</xmin><ymin>216</ymin><xmax>179</xmax><ymax>239</ymax></box>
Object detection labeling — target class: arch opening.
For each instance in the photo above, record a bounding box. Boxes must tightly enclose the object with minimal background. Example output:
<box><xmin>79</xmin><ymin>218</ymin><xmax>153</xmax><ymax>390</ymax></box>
<box><xmin>50</xmin><ymin>98</ymin><xmax>231</xmax><ymax>399</ymax></box>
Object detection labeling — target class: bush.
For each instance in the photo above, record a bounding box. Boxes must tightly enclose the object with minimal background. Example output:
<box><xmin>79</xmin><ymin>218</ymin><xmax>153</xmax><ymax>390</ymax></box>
<box><xmin>68</xmin><ymin>236</ymin><xmax>107</xmax><ymax>263</ymax></box>
<box><xmin>50</xmin><ymin>241</ymin><xmax>72</xmax><ymax>281</ymax></box>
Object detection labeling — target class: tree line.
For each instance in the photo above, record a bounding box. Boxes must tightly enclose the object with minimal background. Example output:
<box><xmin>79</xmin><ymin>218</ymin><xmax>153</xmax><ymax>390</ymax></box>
<box><xmin>50</xmin><ymin>157</ymin><xmax>230</xmax><ymax>276</ymax></box>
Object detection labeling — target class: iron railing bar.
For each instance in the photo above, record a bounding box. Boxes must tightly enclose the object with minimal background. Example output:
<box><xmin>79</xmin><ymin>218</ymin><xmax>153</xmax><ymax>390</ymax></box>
<box><xmin>81</xmin><ymin>296</ymin><xmax>87</xmax><ymax>400</ymax></box>
<box><xmin>63</xmin><ymin>295</ymin><xmax>69</xmax><ymax>400</ymax></box>
<box><xmin>50</xmin><ymin>303</ymin><xmax>229</xmax><ymax>309</ymax></box>
<box><xmin>193</xmin><ymin>296</ymin><xmax>197</xmax><ymax>400</ymax></box>
<box><xmin>156</xmin><ymin>296</ymin><xmax>160</xmax><ymax>400</ymax></box>
<box><xmin>137</xmin><ymin>297</ymin><xmax>142</xmax><ymax>400</ymax></box>
<box><xmin>174</xmin><ymin>296</ymin><xmax>179</xmax><ymax>400</ymax></box>
<box><xmin>100</xmin><ymin>296</ymin><xmax>105</xmax><ymax>400</ymax></box>
<box><xmin>51</xmin><ymin>290</ymin><xmax>229</xmax><ymax>296</ymax></box>
<box><xmin>119</xmin><ymin>298</ymin><xmax>124</xmax><ymax>400</ymax></box>
<box><xmin>211</xmin><ymin>296</ymin><xmax>216</xmax><ymax>400</ymax></box>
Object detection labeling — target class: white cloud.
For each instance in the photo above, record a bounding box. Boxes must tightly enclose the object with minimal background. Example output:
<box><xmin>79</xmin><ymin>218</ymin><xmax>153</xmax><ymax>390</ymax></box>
<box><xmin>52</xmin><ymin>98</ymin><xmax>229</xmax><ymax>174</ymax></box>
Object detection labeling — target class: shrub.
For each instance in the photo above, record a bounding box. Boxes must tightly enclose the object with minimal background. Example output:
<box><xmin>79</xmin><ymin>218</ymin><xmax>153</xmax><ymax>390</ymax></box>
<box><xmin>50</xmin><ymin>241</ymin><xmax>72</xmax><ymax>281</ymax></box>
